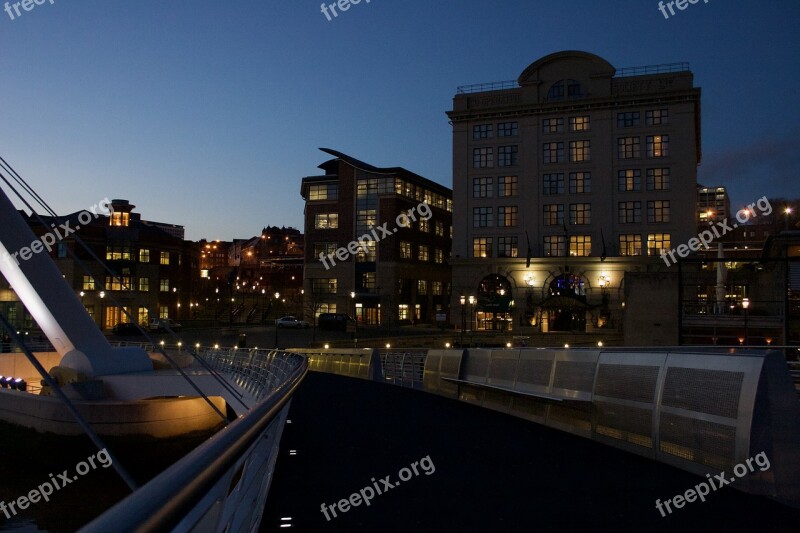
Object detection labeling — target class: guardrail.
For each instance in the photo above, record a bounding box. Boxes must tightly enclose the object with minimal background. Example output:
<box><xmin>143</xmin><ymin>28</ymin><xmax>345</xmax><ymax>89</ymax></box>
<box><xmin>302</xmin><ymin>346</ymin><xmax>800</xmax><ymax>507</ymax></box>
<box><xmin>81</xmin><ymin>347</ymin><xmax>308</xmax><ymax>533</ymax></box>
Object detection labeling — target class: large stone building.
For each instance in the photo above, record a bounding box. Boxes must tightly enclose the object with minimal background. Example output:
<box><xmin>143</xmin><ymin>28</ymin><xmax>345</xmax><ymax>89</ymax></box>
<box><xmin>301</xmin><ymin>148</ymin><xmax>452</xmax><ymax>327</ymax></box>
<box><xmin>446</xmin><ymin>51</ymin><xmax>701</xmax><ymax>337</ymax></box>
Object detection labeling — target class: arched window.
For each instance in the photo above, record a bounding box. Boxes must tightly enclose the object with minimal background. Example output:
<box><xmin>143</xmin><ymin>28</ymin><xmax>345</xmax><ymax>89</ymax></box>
<box><xmin>547</xmin><ymin>79</ymin><xmax>583</xmax><ymax>100</ymax></box>
<box><xmin>549</xmin><ymin>274</ymin><xmax>586</xmax><ymax>300</ymax></box>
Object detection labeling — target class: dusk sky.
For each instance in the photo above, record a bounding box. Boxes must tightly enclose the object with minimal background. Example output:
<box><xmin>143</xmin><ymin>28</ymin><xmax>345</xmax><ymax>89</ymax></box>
<box><xmin>0</xmin><ymin>0</ymin><xmax>797</xmax><ymax>240</ymax></box>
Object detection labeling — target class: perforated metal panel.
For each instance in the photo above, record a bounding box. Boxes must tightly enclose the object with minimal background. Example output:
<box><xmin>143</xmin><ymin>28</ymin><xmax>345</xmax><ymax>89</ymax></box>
<box><xmin>659</xmin><ymin>412</ymin><xmax>737</xmax><ymax>471</ymax></box>
<box><xmin>488</xmin><ymin>351</ymin><xmax>519</xmax><ymax>384</ymax></box>
<box><xmin>553</xmin><ymin>361</ymin><xmax>596</xmax><ymax>392</ymax></box>
<box><xmin>548</xmin><ymin>403</ymin><xmax>593</xmax><ymax>434</ymax></box>
<box><xmin>462</xmin><ymin>350</ymin><xmax>491</xmax><ymax>382</ymax></box>
<box><xmin>595</xmin><ymin>364</ymin><xmax>660</xmax><ymax>404</ymax></box>
<box><xmin>516</xmin><ymin>358</ymin><xmax>554</xmax><ymax>387</ymax></box>
<box><xmin>595</xmin><ymin>401</ymin><xmax>653</xmax><ymax>448</ymax></box>
<box><xmin>662</xmin><ymin>367</ymin><xmax>744</xmax><ymax>418</ymax></box>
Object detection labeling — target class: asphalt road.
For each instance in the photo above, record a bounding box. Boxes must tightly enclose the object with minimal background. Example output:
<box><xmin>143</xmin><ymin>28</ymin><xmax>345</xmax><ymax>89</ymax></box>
<box><xmin>261</xmin><ymin>372</ymin><xmax>800</xmax><ymax>532</ymax></box>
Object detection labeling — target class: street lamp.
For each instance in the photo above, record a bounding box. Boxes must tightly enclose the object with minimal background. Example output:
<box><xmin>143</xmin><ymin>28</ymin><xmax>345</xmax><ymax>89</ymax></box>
<box><xmin>468</xmin><ymin>295</ymin><xmax>475</xmax><ymax>343</ymax></box>
<box><xmin>459</xmin><ymin>295</ymin><xmax>466</xmax><ymax>346</ymax></box>
<box><xmin>785</xmin><ymin>207</ymin><xmax>793</xmax><ymax>231</ymax></box>
<box><xmin>742</xmin><ymin>297</ymin><xmax>750</xmax><ymax>346</ymax></box>
<box><xmin>274</xmin><ymin>292</ymin><xmax>280</xmax><ymax>348</ymax></box>
<box><xmin>350</xmin><ymin>291</ymin><xmax>357</xmax><ymax>348</ymax></box>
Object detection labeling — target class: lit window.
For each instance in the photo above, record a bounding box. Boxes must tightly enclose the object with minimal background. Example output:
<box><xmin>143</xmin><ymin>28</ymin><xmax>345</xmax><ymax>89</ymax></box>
<box><xmin>400</xmin><ymin>241</ymin><xmax>412</xmax><ymax>259</ymax></box>
<box><xmin>138</xmin><ymin>278</ymin><xmax>149</xmax><ymax>292</ymax></box>
<box><xmin>418</xmin><ymin>280</ymin><xmax>428</xmax><ymax>295</ymax></box>
<box><xmin>314</xmin><ymin>213</ymin><xmax>339</xmax><ymax>229</ymax></box>
<box><xmin>647</xmin><ymin>135</ymin><xmax>669</xmax><ymax>158</ymax></box>
<box><xmin>647</xmin><ymin>233</ymin><xmax>671</xmax><ymax>256</ymax></box>
<box><xmin>473</xmin><ymin>238</ymin><xmax>492</xmax><ymax>258</ymax></box>
<box><xmin>498</xmin><ymin>206</ymin><xmax>517</xmax><ymax>227</ymax></box>
<box><xmin>308</xmin><ymin>183</ymin><xmax>338</xmax><ymax>201</ymax></box>
<box><xmin>159</xmin><ymin>279</ymin><xmax>170</xmax><ymax>292</ymax></box>
<box><xmin>160</xmin><ymin>251</ymin><xmax>170</xmax><ymax>265</ymax></box>
<box><xmin>497</xmin><ymin>237</ymin><xmax>518</xmax><ymax>258</ymax></box>
<box><xmin>498</xmin><ymin>176</ymin><xmax>517</xmax><ymax>197</ymax></box>
<box><xmin>619</xmin><ymin>234</ymin><xmax>642</xmax><ymax>256</ymax></box>
<box><xmin>110</xmin><ymin>212</ymin><xmax>129</xmax><ymax>227</ymax></box>
<box><xmin>419</xmin><ymin>245</ymin><xmax>429</xmax><ymax>262</ymax></box>
<box><xmin>569</xmin><ymin>235</ymin><xmax>591</xmax><ymax>257</ymax></box>
<box><xmin>82</xmin><ymin>276</ymin><xmax>95</xmax><ymax>291</ymax></box>
<box><xmin>139</xmin><ymin>249</ymin><xmax>150</xmax><ymax>263</ymax></box>
<box><xmin>569</xmin><ymin>116</ymin><xmax>590</xmax><ymax>131</ymax></box>
<box><xmin>570</xmin><ymin>203</ymin><xmax>591</xmax><ymax>225</ymax></box>
<box><xmin>569</xmin><ymin>172</ymin><xmax>591</xmax><ymax>193</ymax></box>
<box><xmin>618</xmin><ymin>169</ymin><xmax>641</xmax><ymax>192</ymax></box>
<box><xmin>569</xmin><ymin>140</ymin><xmax>590</xmax><ymax>162</ymax></box>
<box><xmin>312</xmin><ymin>278</ymin><xmax>338</xmax><ymax>294</ymax></box>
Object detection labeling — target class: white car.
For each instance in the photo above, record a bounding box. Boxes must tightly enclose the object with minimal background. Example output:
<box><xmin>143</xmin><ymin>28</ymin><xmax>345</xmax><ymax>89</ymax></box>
<box><xmin>275</xmin><ymin>316</ymin><xmax>310</xmax><ymax>329</ymax></box>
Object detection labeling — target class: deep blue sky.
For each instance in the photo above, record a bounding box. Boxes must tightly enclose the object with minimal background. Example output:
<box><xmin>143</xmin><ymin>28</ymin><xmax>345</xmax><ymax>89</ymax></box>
<box><xmin>1</xmin><ymin>0</ymin><xmax>797</xmax><ymax>240</ymax></box>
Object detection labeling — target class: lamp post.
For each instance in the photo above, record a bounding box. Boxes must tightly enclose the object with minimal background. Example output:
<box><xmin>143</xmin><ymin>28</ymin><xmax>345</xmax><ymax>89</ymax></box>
<box><xmin>350</xmin><ymin>291</ymin><xmax>357</xmax><ymax>348</ymax></box>
<box><xmin>785</xmin><ymin>207</ymin><xmax>793</xmax><ymax>231</ymax></box>
<box><xmin>274</xmin><ymin>291</ymin><xmax>280</xmax><ymax>348</ymax></box>
<box><xmin>468</xmin><ymin>295</ymin><xmax>475</xmax><ymax>345</ymax></box>
<box><xmin>459</xmin><ymin>295</ymin><xmax>466</xmax><ymax>347</ymax></box>
<box><xmin>742</xmin><ymin>297</ymin><xmax>750</xmax><ymax>346</ymax></box>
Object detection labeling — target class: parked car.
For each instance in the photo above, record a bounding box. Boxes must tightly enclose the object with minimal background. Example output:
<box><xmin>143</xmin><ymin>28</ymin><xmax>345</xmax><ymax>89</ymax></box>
<box><xmin>112</xmin><ymin>322</ymin><xmax>143</xmax><ymax>336</ymax></box>
<box><xmin>148</xmin><ymin>318</ymin><xmax>182</xmax><ymax>332</ymax></box>
<box><xmin>317</xmin><ymin>313</ymin><xmax>354</xmax><ymax>331</ymax></box>
<box><xmin>276</xmin><ymin>316</ymin><xmax>310</xmax><ymax>329</ymax></box>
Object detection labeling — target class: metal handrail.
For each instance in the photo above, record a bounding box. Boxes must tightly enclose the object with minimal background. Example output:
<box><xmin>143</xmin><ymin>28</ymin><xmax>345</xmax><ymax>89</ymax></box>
<box><xmin>80</xmin><ymin>349</ymin><xmax>307</xmax><ymax>533</ymax></box>
<box><xmin>456</xmin><ymin>80</ymin><xmax>519</xmax><ymax>94</ymax></box>
<box><xmin>615</xmin><ymin>62</ymin><xmax>690</xmax><ymax>77</ymax></box>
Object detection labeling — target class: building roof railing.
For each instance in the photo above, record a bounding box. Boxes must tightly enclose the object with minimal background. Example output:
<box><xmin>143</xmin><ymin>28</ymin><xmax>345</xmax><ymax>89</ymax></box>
<box><xmin>615</xmin><ymin>62</ymin><xmax>690</xmax><ymax>78</ymax></box>
<box><xmin>456</xmin><ymin>80</ymin><xmax>519</xmax><ymax>94</ymax></box>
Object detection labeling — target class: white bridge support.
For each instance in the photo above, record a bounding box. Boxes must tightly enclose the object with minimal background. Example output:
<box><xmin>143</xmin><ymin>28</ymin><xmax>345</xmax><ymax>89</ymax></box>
<box><xmin>0</xmin><ymin>188</ymin><xmax>151</xmax><ymax>376</ymax></box>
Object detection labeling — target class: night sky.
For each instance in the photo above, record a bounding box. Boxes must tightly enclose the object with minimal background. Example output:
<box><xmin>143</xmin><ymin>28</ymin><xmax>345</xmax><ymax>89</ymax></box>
<box><xmin>0</xmin><ymin>0</ymin><xmax>797</xmax><ymax>240</ymax></box>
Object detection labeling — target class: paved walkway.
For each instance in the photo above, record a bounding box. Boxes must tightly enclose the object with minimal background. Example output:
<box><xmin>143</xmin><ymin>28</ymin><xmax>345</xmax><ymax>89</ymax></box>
<box><xmin>262</xmin><ymin>372</ymin><xmax>800</xmax><ymax>532</ymax></box>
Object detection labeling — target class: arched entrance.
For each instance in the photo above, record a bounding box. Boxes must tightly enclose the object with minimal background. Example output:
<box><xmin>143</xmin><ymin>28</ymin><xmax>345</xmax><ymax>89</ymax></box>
<box><xmin>475</xmin><ymin>274</ymin><xmax>514</xmax><ymax>331</ymax></box>
<box><xmin>540</xmin><ymin>274</ymin><xmax>588</xmax><ymax>332</ymax></box>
